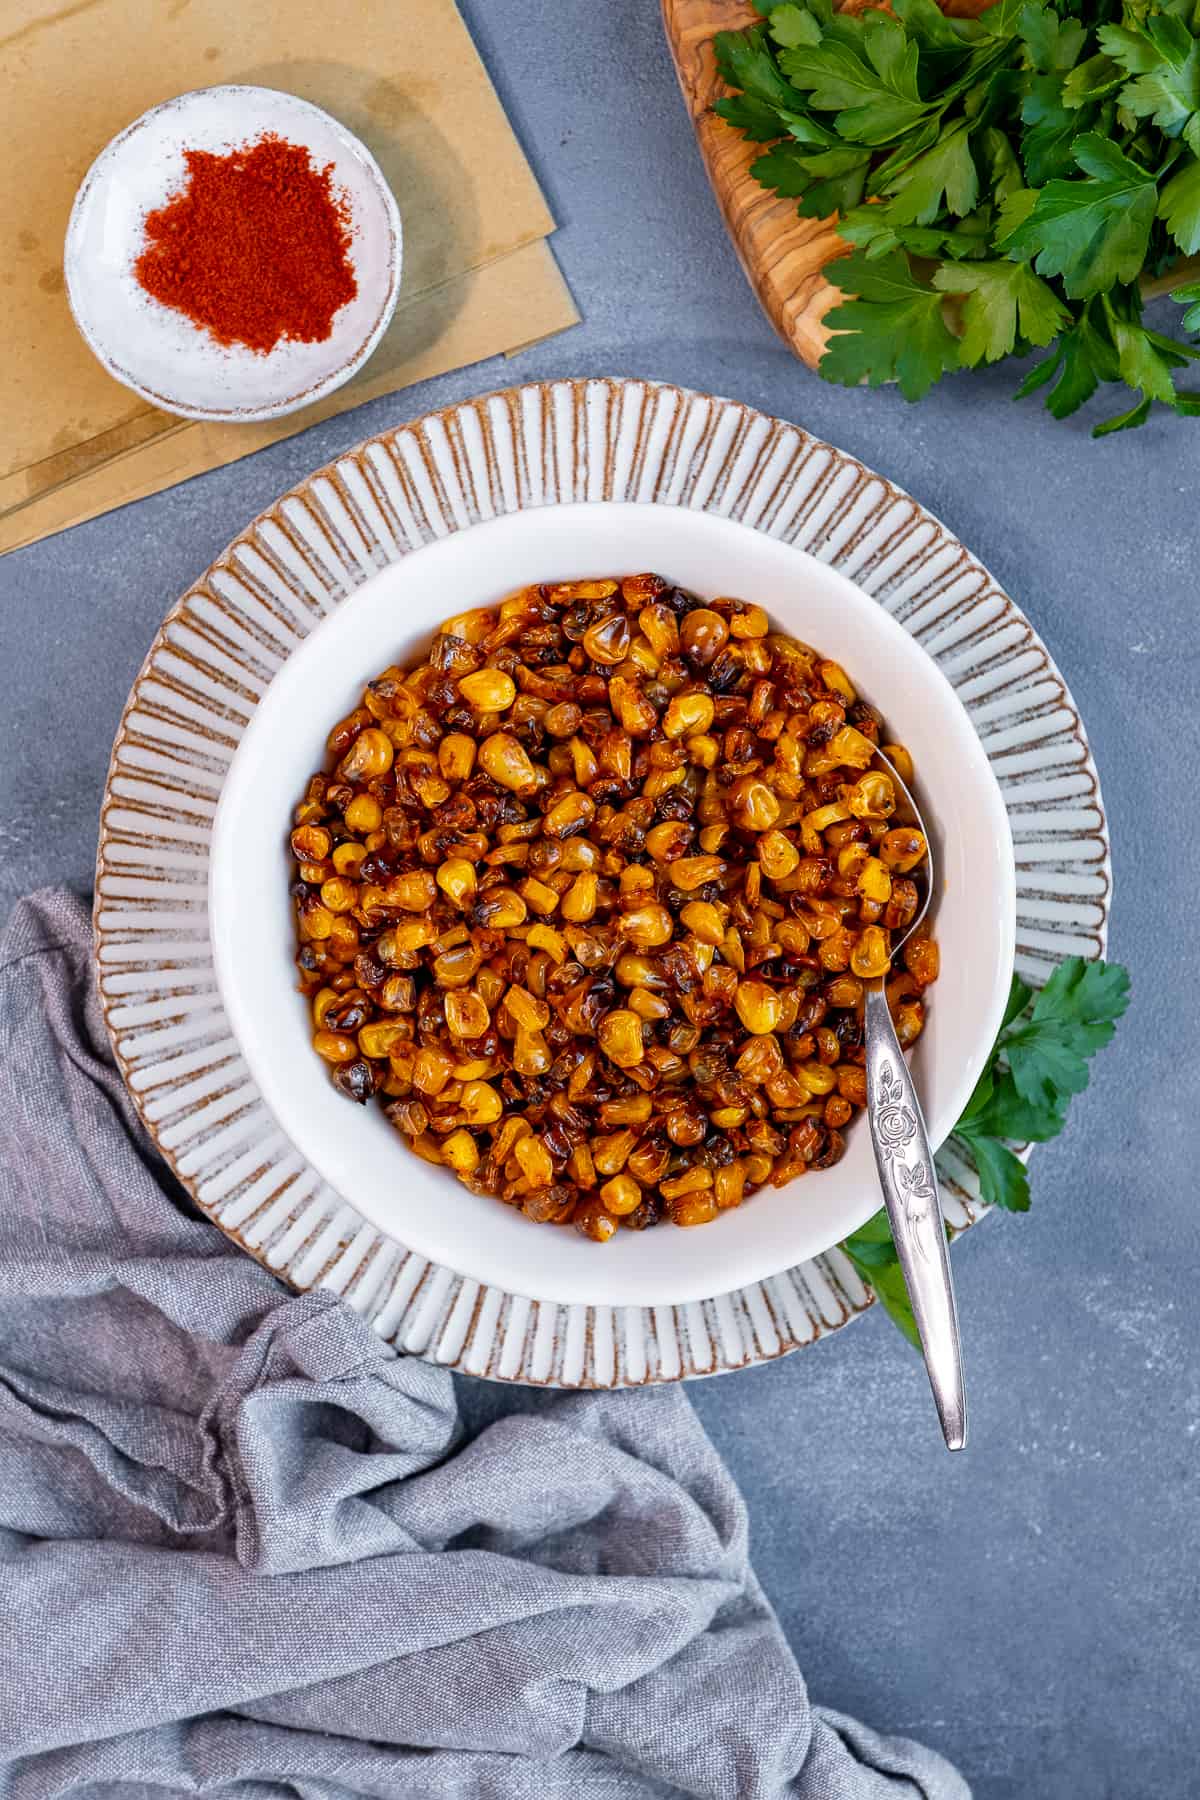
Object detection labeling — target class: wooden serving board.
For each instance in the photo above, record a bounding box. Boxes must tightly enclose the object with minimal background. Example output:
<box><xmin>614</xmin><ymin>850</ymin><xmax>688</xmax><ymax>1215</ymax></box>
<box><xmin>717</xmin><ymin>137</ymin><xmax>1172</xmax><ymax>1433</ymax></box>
<box><xmin>661</xmin><ymin>0</ymin><xmax>991</xmax><ymax>368</ymax></box>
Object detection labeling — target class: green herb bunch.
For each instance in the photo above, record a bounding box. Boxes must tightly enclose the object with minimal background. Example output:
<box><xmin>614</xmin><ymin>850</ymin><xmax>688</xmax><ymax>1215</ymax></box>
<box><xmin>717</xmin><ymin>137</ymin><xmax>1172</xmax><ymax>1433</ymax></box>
<box><xmin>840</xmin><ymin>956</ymin><xmax>1131</xmax><ymax>1344</ymax></box>
<box><xmin>714</xmin><ymin>0</ymin><xmax>1200</xmax><ymax>432</ymax></box>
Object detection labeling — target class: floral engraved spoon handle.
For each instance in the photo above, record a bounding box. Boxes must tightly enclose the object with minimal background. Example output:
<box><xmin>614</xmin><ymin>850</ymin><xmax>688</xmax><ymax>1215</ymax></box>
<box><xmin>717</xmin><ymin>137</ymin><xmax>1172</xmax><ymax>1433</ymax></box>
<box><xmin>865</xmin><ymin>979</ymin><xmax>966</xmax><ymax>1451</ymax></box>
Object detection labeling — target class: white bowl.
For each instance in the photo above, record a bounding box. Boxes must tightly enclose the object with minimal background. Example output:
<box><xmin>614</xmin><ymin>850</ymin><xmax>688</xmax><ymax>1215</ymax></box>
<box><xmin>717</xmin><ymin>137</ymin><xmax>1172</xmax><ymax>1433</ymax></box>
<box><xmin>210</xmin><ymin>501</ymin><xmax>1015</xmax><ymax>1308</ymax></box>
<box><xmin>65</xmin><ymin>85</ymin><xmax>401</xmax><ymax>422</ymax></box>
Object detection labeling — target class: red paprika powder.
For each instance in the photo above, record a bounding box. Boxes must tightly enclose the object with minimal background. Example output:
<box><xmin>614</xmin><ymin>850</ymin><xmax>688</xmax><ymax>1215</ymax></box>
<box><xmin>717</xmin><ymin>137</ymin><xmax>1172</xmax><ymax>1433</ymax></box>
<box><xmin>135</xmin><ymin>133</ymin><xmax>358</xmax><ymax>354</ymax></box>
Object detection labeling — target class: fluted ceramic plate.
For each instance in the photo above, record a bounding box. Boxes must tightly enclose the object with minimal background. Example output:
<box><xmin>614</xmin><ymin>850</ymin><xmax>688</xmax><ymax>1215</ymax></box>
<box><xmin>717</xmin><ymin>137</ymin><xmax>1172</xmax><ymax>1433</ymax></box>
<box><xmin>95</xmin><ymin>377</ymin><xmax>1110</xmax><ymax>1386</ymax></box>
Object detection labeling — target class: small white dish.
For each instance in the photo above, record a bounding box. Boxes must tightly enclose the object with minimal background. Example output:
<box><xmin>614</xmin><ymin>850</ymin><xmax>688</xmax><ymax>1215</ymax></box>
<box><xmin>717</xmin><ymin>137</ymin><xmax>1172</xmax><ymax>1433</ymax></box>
<box><xmin>64</xmin><ymin>85</ymin><xmax>402</xmax><ymax>423</ymax></box>
<box><xmin>209</xmin><ymin>499</ymin><xmax>1016</xmax><ymax>1311</ymax></box>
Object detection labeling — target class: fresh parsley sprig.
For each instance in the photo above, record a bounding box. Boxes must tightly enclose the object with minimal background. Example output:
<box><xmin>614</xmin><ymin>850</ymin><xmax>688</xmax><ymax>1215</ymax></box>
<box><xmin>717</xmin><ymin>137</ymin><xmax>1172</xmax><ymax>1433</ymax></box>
<box><xmin>840</xmin><ymin>956</ymin><xmax>1131</xmax><ymax>1344</ymax></box>
<box><xmin>713</xmin><ymin>0</ymin><xmax>1200</xmax><ymax>432</ymax></box>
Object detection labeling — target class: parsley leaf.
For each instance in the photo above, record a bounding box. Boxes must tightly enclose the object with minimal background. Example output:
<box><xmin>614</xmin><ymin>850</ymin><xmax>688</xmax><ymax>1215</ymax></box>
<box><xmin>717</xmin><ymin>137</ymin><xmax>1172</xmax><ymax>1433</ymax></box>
<box><xmin>1101</xmin><ymin>15</ymin><xmax>1200</xmax><ymax>153</ymax></box>
<box><xmin>1158</xmin><ymin>154</ymin><xmax>1200</xmax><ymax>251</ymax></box>
<box><xmin>1172</xmin><ymin>277</ymin><xmax>1200</xmax><ymax>328</ymax></box>
<box><xmin>779</xmin><ymin>18</ymin><xmax>932</xmax><ymax>144</ymax></box>
<box><xmin>955</xmin><ymin>1131</ymin><xmax>1032</xmax><ymax>1211</ymax></box>
<box><xmin>820</xmin><ymin>251</ymin><xmax>962</xmax><ymax>398</ymax></box>
<box><xmin>1001</xmin><ymin>134</ymin><xmax>1158</xmax><ymax>297</ymax></box>
<box><xmin>1003</xmin><ymin>956</ymin><xmax>1132</xmax><ymax>1107</ymax></box>
<box><xmin>886</xmin><ymin>123</ymin><xmax>981</xmax><ymax>222</ymax></box>
<box><xmin>934</xmin><ymin>258</ymin><xmax>1070</xmax><ymax>361</ymax></box>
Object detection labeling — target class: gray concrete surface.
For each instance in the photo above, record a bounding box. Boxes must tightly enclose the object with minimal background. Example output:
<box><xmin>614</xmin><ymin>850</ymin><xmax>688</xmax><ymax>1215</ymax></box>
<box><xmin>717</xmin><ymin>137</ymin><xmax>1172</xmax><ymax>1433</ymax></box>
<box><xmin>2</xmin><ymin>3</ymin><xmax>1197</xmax><ymax>1794</ymax></box>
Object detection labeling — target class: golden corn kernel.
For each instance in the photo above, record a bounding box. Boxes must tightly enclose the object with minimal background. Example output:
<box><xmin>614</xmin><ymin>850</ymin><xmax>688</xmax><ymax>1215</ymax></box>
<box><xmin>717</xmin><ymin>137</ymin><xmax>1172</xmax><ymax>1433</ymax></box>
<box><xmin>338</xmin><ymin>727</ymin><xmax>394</xmax><ymax>781</ymax></box>
<box><xmin>668</xmin><ymin>855</ymin><xmax>727</xmax><ymax>892</ymax></box>
<box><xmin>615</xmin><ymin>952</ymin><xmax>664</xmax><ymax>988</ymax></box>
<box><xmin>456</xmin><ymin>1081</ymin><xmax>500</xmax><ymax>1128</ymax></box>
<box><xmin>905</xmin><ymin>937</ymin><xmax>940</xmax><ymax>986</ymax></box>
<box><xmin>343</xmin><ymin>795</ymin><xmax>383</xmax><ymax>835</ymax></box>
<box><xmin>319</xmin><ymin>877</ymin><xmax>357</xmax><ymax>914</ymax></box>
<box><xmin>628</xmin><ymin>987</ymin><xmax>671</xmax><ymax>1021</ymax></box>
<box><xmin>475</xmin><ymin>886</ymin><xmax>527</xmax><ymax>929</ymax></box>
<box><xmin>609</xmin><ymin>674</ymin><xmax>658</xmax><ymax>736</ymax></box>
<box><xmin>444</xmin><ymin>991</ymin><xmax>490</xmax><ymax>1038</ymax></box>
<box><xmin>644</xmin><ymin>821</ymin><xmax>693</xmax><ymax>864</ymax></box>
<box><xmin>710</xmin><ymin>1105</ymin><xmax>749</xmax><ymax>1129</ymax></box>
<box><xmin>582</xmin><ymin>611</ymin><xmax>632</xmax><ymax>665</ymax></box>
<box><xmin>679</xmin><ymin>609</ymin><xmax>729</xmax><ymax>666</ymax></box>
<box><xmin>527</xmin><ymin>923</ymin><xmax>567</xmax><ymax>963</ymax></box>
<box><xmin>291</xmin><ymin>824</ymin><xmax>331</xmax><ymax>863</ymax></box>
<box><xmin>601</xmin><ymin>1173</ymin><xmax>643</xmax><ymax>1216</ymax></box>
<box><xmin>671</xmin><ymin>1191</ymin><xmax>718</xmax><ymax>1227</ymax></box>
<box><xmin>441</xmin><ymin>1130</ymin><xmax>480</xmax><ymax>1174</ymax></box>
<box><xmin>436</xmin><ymin>858</ymin><xmax>477</xmax><ymax>907</ymax></box>
<box><xmin>478</xmin><ymin>732</ymin><xmax>537</xmax><ymax>793</ymax></box>
<box><xmin>663</xmin><ymin>691</ymin><xmax>716</xmax><ymax>739</ymax></box>
<box><xmin>598</xmin><ymin>1009</ymin><xmax>645</xmax><ymax>1068</ymax></box>
<box><xmin>639</xmin><ymin>602</ymin><xmax>680</xmax><ymax>660</ymax></box>
<box><xmin>512</xmin><ymin>1028</ymin><xmax>551</xmax><ymax>1076</ymax></box>
<box><xmin>881</xmin><ymin>743</ymin><xmax>914</xmax><ymax>786</ymax></box>
<box><xmin>599</xmin><ymin>1094</ymin><xmax>654</xmax><ymax>1126</ymax></box>
<box><xmin>432</xmin><ymin>942</ymin><xmax>482</xmax><ymax>988</ymax></box>
<box><xmin>827</xmin><ymin>725</ymin><xmax>876</xmax><ymax>769</ymax></box>
<box><xmin>561</xmin><ymin>872</ymin><xmax>598</xmax><ymax>922</ymax></box>
<box><xmin>331</xmin><ymin>842</ymin><xmax>367</xmax><ymax>878</ymax></box>
<box><xmin>729</xmin><ymin>605</ymin><xmax>769</xmax><ymax>639</ymax></box>
<box><xmin>516</xmin><ymin>1136</ymin><xmax>554</xmax><ymax>1187</ymax></box>
<box><xmin>714</xmin><ymin>1162</ymin><xmax>746</xmax><ymax>1209</ymax></box>
<box><xmin>850</xmin><ymin>926</ymin><xmax>892</xmax><ymax>980</ymax></box>
<box><xmin>619</xmin><ymin>903</ymin><xmax>673</xmax><ymax>949</ymax></box>
<box><xmin>847</xmin><ymin>773</ymin><xmax>896</xmax><ymax>821</ymax></box>
<box><xmin>504</xmin><ymin>985</ymin><xmax>551</xmax><ymax>1032</ymax></box>
<box><xmin>408</xmin><ymin>1132</ymin><xmax>445</xmax><ymax>1165</ymax></box>
<box><xmin>593</xmin><ymin>1129</ymin><xmax>638</xmax><ymax>1175</ymax></box>
<box><xmin>680</xmin><ymin>901</ymin><xmax>725</xmax><ymax>946</ymax></box>
<box><xmin>438</xmin><ymin>733</ymin><xmax>477</xmax><ymax>782</ymax></box>
<box><xmin>543</xmin><ymin>791</ymin><xmax>596</xmax><ymax>838</ymax></box>
<box><xmin>858</xmin><ymin>857</ymin><xmax>892</xmax><ymax>904</ymax></box>
<box><xmin>520</xmin><ymin>876</ymin><xmax>560</xmax><ymax>916</ymax></box>
<box><xmin>459</xmin><ymin>668</ymin><xmax>517</xmax><ymax>712</ymax></box>
<box><xmin>728</xmin><ymin>776</ymin><xmax>780</xmax><ymax>833</ymax></box>
<box><xmin>820</xmin><ymin>659</ymin><xmax>856</xmax><ymax>703</ymax></box>
<box><xmin>441</xmin><ymin>606</ymin><xmax>494</xmax><ymax>643</ymax></box>
<box><xmin>412</xmin><ymin>1048</ymin><xmax>453</xmax><ymax>1095</ymax></box>
<box><xmin>392</xmin><ymin>871</ymin><xmax>438</xmax><ymax>911</ymax></box>
<box><xmin>358</xmin><ymin>1021</ymin><xmax>409</xmax><ymax>1059</ymax></box>
<box><xmin>313</xmin><ymin>1029</ymin><xmax>357</xmax><ymax>1063</ymax></box>
<box><xmin>660</xmin><ymin>1166</ymin><xmax>713</xmax><ymax>1202</ymax></box>
<box><xmin>568</xmin><ymin>1143</ymin><xmax>598</xmax><ymax>1188</ymax></box>
<box><xmin>311</xmin><ymin>987</ymin><xmax>340</xmax><ymax>1029</ymax></box>
<box><xmin>757</xmin><ymin>830</ymin><xmax>800</xmax><ymax>881</ymax></box>
<box><xmin>797</xmin><ymin>1061</ymin><xmax>837</xmax><ymax>1096</ymax></box>
<box><xmin>734</xmin><ymin>979</ymin><xmax>784</xmax><ymax>1036</ymax></box>
<box><xmin>569</xmin><ymin>737</ymin><xmax>599</xmax><ymax>786</ymax></box>
<box><xmin>838</xmin><ymin>844</ymin><xmax>870</xmax><ymax>881</ymax></box>
<box><xmin>880</xmin><ymin>828</ymin><xmax>928</xmax><ymax>873</ymax></box>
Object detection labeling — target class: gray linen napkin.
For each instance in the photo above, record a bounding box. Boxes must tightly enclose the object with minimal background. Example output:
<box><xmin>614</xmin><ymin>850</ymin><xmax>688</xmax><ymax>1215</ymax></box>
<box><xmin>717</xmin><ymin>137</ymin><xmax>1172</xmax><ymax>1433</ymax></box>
<box><xmin>0</xmin><ymin>889</ymin><xmax>969</xmax><ymax>1800</ymax></box>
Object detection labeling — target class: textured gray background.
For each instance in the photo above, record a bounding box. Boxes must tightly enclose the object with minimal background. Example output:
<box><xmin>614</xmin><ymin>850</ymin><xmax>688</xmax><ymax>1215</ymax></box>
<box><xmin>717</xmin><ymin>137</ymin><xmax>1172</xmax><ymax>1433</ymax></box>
<box><xmin>1</xmin><ymin>3</ymin><xmax>1197</xmax><ymax>1795</ymax></box>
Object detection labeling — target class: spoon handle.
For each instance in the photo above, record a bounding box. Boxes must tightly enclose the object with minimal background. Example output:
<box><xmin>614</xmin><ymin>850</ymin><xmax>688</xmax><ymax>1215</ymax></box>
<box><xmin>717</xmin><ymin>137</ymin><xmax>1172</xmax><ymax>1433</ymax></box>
<box><xmin>864</xmin><ymin>980</ymin><xmax>966</xmax><ymax>1451</ymax></box>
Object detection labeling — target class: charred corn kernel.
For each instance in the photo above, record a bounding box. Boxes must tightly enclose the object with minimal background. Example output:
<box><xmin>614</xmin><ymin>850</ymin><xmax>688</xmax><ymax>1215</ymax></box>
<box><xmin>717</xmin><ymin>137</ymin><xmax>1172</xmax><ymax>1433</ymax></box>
<box><xmin>512</xmin><ymin>1028</ymin><xmax>551</xmax><ymax>1076</ymax></box>
<box><xmin>319</xmin><ymin>877</ymin><xmax>357</xmax><ymax>914</ymax></box>
<box><xmin>331</xmin><ymin>842</ymin><xmax>366</xmax><ymax>878</ymax></box>
<box><xmin>458</xmin><ymin>668</ymin><xmax>517</xmax><ymax>711</ymax></box>
<box><xmin>827</xmin><ymin>725</ymin><xmax>876</xmax><ymax>769</ymax></box>
<box><xmin>729</xmin><ymin>775</ymin><xmax>780</xmax><ymax>833</ymax></box>
<box><xmin>850</xmin><ymin>926</ymin><xmax>892</xmax><ymax>980</ymax></box>
<box><xmin>680</xmin><ymin>901</ymin><xmax>725</xmax><ymax>946</ymax></box>
<box><xmin>670</xmin><ymin>1190</ymin><xmax>718</xmax><ymax>1227</ymax></box>
<box><xmin>848</xmin><ymin>773</ymin><xmax>895</xmax><ymax>820</ymax></box>
<box><xmin>729</xmin><ymin>604</ymin><xmax>769</xmax><ymax>639</ymax></box>
<box><xmin>436</xmin><ymin>858</ymin><xmax>477</xmax><ymax>907</ymax></box>
<box><xmin>880</xmin><ymin>827</ymin><xmax>927</xmax><ymax>872</ymax></box>
<box><xmin>663</xmin><ymin>691</ymin><xmax>716</xmax><ymax>738</ymax></box>
<box><xmin>881</xmin><ymin>743</ymin><xmax>914</xmax><ymax>785</ymax></box>
<box><xmin>355</xmin><ymin>1021</ymin><xmax>406</xmax><ymax>1060</ymax></box>
<box><xmin>601</xmin><ymin>1173</ymin><xmax>642</xmax><ymax>1216</ymax></box>
<box><xmin>599</xmin><ymin>1009</ymin><xmax>645</xmax><ymax>1068</ymax></box>
<box><xmin>543</xmin><ymin>791</ymin><xmax>596</xmax><ymax>838</ymax></box>
<box><xmin>568</xmin><ymin>1143</ymin><xmax>598</xmax><ymax>1188</ymax></box>
<box><xmin>313</xmin><ymin>1029</ymin><xmax>357</xmax><ymax>1063</ymax></box>
<box><xmin>520</xmin><ymin>876</ymin><xmax>560</xmax><ymax>915</ymax></box>
<box><xmin>593</xmin><ymin>1129</ymin><xmax>637</xmax><ymax>1175</ymax></box>
<box><xmin>734</xmin><ymin>978</ymin><xmax>783</xmax><ymax>1036</ymax></box>
<box><xmin>413</xmin><ymin>1048</ymin><xmax>454</xmax><ymax>1095</ymax></box>
<box><xmin>311</xmin><ymin>987</ymin><xmax>340</xmax><ymax>1028</ymax></box>
<box><xmin>291</xmin><ymin>824</ymin><xmax>331</xmax><ymax>862</ymax></box>
<box><xmin>599</xmin><ymin>1094</ymin><xmax>654</xmax><ymax>1126</ymax></box>
<box><xmin>628</xmin><ymin>987</ymin><xmax>671</xmax><ymax>1021</ymax></box>
<box><xmin>527</xmin><ymin>923</ymin><xmax>567</xmax><ymax>963</ymax></box>
<box><xmin>432</xmin><ymin>942</ymin><xmax>482</xmax><ymax>988</ymax></box>
<box><xmin>543</xmin><ymin>701</ymin><xmax>583</xmax><ymax>737</ymax></box>
<box><xmin>574</xmin><ymin>1196</ymin><xmax>618</xmax><ymax>1241</ymax></box>
<box><xmin>858</xmin><ymin>857</ymin><xmax>892</xmax><ymax>904</ymax></box>
<box><xmin>561</xmin><ymin>872</ymin><xmax>598</xmax><ymax>922</ymax></box>
<box><xmin>504</xmin><ymin>985</ymin><xmax>550</xmax><ymax>1031</ymax></box>
<box><xmin>444</xmin><ymin>991</ymin><xmax>490</xmax><ymax>1037</ymax></box>
<box><xmin>715</xmin><ymin>1162</ymin><xmax>746</xmax><ymax>1209</ymax></box>
<box><xmin>679</xmin><ymin>609</ymin><xmax>728</xmax><ymax>665</ymax></box>
<box><xmin>339</xmin><ymin>727</ymin><xmax>394</xmax><ymax>781</ymax></box>
<box><xmin>438</xmin><ymin>733</ymin><xmax>477</xmax><ymax>782</ymax></box>
<box><xmin>342</xmin><ymin>795</ymin><xmax>381</xmax><ymax>834</ymax></box>
<box><xmin>475</xmin><ymin>886</ymin><xmax>527</xmax><ymax>929</ymax></box>
<box><xmin>757</xmin><ymin>830</ymin><xmax>800</xmax><ymax>881</ymax></box>
<box><xmin>478</xmin><ymin>732</ymin><xmax>536</xmax><ymax>793</ymax></box>
<box><xmin>905</xmin><ymin>936</ymin><xmax>940</xmax><ymax>985</ymax></box>
<box><xmin>515</xmin><ymin>1136</ymin><xmax>554</xmax><ymax>1187</ymax></box>
<box><xmin>460</xmin><ymin>1080</ymin><xmax>503</xmax><ymax>1126</ymax></box>
<box><xmin>619</xmin><ymin>902</ymin><xmax>673</xmax><ymax>949</ymax></box>
<box><xmin>441</xmin><ymin>1130</ymin><xmax>480</xmax><ymax>1174</ymax></box>
<box><xmin>710</xmin><ymin>1105</ymin><xmax>749</xmax><ymax>1129</ymax></box>
<box><xmin>819</xmin><ymin>659</ymin><xmax>856</xmax><ymax>703</ymax></box>
<box><xmin>668</xmin><ymin>855</ymin><xmax>727</xmax><ymax>892</ymax></box>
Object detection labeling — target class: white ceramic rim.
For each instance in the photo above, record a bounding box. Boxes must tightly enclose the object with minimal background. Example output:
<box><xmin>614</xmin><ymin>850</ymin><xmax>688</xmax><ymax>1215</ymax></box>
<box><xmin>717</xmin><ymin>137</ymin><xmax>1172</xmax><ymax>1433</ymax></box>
<box><xmin>93</xmin><ymin>377</ymin><xmax>1111</xmax><ymax>1386</ymax></box>
<box><xmin>64</xmin><ymin>84</ymin><xmax>403</xmax><ymax>424</ymax></box>
<box><xmin>208</xmin><ymin>500</ymin><xmax>1016</xmax><ymax>1308</ymax></box>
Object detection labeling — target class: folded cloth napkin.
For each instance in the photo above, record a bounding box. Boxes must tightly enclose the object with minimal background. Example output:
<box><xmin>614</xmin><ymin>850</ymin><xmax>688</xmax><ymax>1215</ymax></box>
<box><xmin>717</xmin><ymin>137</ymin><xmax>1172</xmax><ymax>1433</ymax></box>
<box><xmin>0</xmin><ymin>889</ymin><xmax>969</xmax><ymax>1800</ymax></box>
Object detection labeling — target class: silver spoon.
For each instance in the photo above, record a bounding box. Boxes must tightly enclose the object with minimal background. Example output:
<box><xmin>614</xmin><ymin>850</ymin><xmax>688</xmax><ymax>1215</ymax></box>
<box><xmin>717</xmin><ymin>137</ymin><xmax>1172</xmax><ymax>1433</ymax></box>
<box><xmin>862</xmin><ymin>747</ymin><xmax>966</xmax><ymax>1452</ymax></box>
